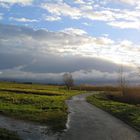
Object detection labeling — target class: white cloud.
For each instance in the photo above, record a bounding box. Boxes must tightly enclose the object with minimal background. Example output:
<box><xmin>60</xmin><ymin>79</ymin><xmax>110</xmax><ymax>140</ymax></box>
<box><xmin>1</xmin><ymin>67</ymin><xmax>137</xmax><ymax>85</ymax></box>
<box><xmin>83</xmin><ymin>10</ymin><xmax>115</xmax><ymax>21</ymax></box>
<box><xmin>82</xmin><ymin>22</ymin><xmax>91</xmax><ymax>26</ymax></box>
<box><xmin>108</xmin><ymin>20</ymin><xmax>140</xmax><ymax>29</ymax></box>
<box><xmin>40</xmin><ymin>1</ymin><xmax>140</xmax><ymax>29</ymax></box>
<box><xmin>111</xmin><ymin>0</ymin><xmax>139</xmax><ymax>5</ymax></box>
<box><xmin>72</xmin><ymin>69</ymin><xmax>119</xmax><ymax>81</ymax></box>
<box><xmin>74</xmin><ymin>0</ymin><xmax>86</xmax><ymax>4</ymax></box>
<box><xmin>1</xmin><ymin>0</ymin><xmax>140</xmax><ymax>30</ymax></box>
<box><xmin>0</xmin><ymin>0</ymin><xmax>33</xmax><ymax>5</ymax></box>
<box><xmin>96</xmin><ymin>37</ymin><xmax>114</xmax><ymax>45</ymax></box>
<box><xmin>42</xmin><ymin>2</ymin><xmax>111</xmax><ymax>21</ymax></box>
<box><xmin>44</xmin><ymin>15</ymin><xmax>61</xmax><ymax>21</ymax></box>
<box><xmin>10</xmin><ymin>17</ymin><xmax>38</xmax><ymax>22</ymax></box>
<box><xmin>105</xmin><ymin>8</ymin><xmax>140</xmax><ymax>29</ymax></box>
<box><xmin>80</xmin><ymin>4</ymin><xmax>93</xmax><ymax>10</ymax></box>
<box><xmin>0</xmin><ymin>68</ymin><xmax>118</xmax><ymax>83</ymax></box>
<box><xmin>41</xmin><ymin>2</ymin><xmax>81</xmax><ymax>19</ymax></box>
<box><xmin>41</xmin><ymin>1</ymin><xmax>116</xmax><ymax>22</ymax></box>
<box><xmin>62</xmin><ymin>28</ymin><xmax>87</xmax><ymax>35</ymax></box>
<box><xmin>0</xmin><ymin>2</ymin><xmax>10</xmax><ymax>8</ymax></box>
<box><xmin>41</xmin><ymin>2</ymin><xmax>115</xmax><ymax>21</ymax></box>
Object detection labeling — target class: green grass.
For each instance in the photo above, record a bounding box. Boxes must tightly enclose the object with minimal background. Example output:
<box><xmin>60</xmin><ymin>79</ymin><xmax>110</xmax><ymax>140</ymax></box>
<box><xmin>0</xmin><ymin>82</ymin><xmax>83</xmax><ymax>132</ymax></box>
<box><xmin>87</xmin><ymin>93</ymin><xmax>140</xmax><ymax>131</ymax></box>
<box><xmin>0</xmin><ymin>128</ymin><xmax>21</xmax><ymax>140</ymax></box>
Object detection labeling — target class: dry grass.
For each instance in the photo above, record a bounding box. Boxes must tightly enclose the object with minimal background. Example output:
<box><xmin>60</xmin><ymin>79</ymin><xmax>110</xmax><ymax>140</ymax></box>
<box><xmin>105</xmin><ymin>87</ymin><xmax>140</xmax><ymax>104</ymax></box>
<box><xmin>72</xmin><ymin>85</ymin><xmax>120</xmax><ymax>91</ymax></box>
<box><xmin>73</xmin><ymin>85</ymin><xmax>140</xmax><ymax>104</ymax></box>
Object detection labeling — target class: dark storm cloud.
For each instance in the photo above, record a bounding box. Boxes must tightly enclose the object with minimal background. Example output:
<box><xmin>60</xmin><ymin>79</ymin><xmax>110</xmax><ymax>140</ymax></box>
<box><xmin>22</xmin><ymin>55</ymin><xmax>131</xmax><ymax>73</ymax></box>
<box><xmin>0</xmin><ymin>24</ymin><xmax>137</xmax><ymax>84</ymax></box>
<box><xmin>0</xmin><ymin>53</ymin><xmax>33</xmax><ymax>70</ymax></box>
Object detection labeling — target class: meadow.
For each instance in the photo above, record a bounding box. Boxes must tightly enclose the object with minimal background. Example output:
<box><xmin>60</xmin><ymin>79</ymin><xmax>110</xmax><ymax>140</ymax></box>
<box><xmin>0</xmin><ymin>82</ymin><xmax>83</xmax><ymax>135</ymax></box>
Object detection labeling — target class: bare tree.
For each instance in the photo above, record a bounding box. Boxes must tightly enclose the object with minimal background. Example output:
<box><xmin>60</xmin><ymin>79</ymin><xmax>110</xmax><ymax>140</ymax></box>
<box><xmin>118</xmin><ymin>63</ymin><xmax>127</xmax><ymax>96</ymax></box>
<box><xmin>63</xmin><ymin>73</ymin><xmax>74</xmax><ymax>90</ymax></box>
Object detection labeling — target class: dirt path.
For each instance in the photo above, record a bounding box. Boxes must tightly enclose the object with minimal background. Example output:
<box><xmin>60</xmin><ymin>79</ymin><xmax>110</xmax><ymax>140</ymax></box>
<box><xmin>61</xmin><ymin>93</ymin><xmax>140</xmax><ymax>140</ymax></box>
<box><xmin>0</xmin><ymin>115</ymin><xmax>59</xmax><ymax>140</ymax></box>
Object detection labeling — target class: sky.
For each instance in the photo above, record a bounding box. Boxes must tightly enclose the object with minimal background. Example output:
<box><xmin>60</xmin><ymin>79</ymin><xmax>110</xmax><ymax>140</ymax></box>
<box><xmin>0</xmin><ymin>0</ymin><xmax>140</xmax><ymax>84</ymax></box>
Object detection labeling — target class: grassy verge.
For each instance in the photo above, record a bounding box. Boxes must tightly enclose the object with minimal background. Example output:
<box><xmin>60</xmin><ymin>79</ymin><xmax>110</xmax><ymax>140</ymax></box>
<box><xmin>0</xmin><ymin>82</ymin><xmax>83</xmax><ymax>133</ymax></box>
<box><xmin>87</xmin><ymin>93</ymin><xmax>140</xmax><ymax>131</ymax></box>
<box><xmin>0</xmin><ymin>128</ymin><xmax>21</xmax><ymax>140</ymax></box>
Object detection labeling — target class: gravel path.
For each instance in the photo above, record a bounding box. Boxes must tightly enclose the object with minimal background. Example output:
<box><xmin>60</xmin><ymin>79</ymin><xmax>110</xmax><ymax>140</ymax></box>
<box><xmin>61</xmin><ymin>93</ymin><xmax>140</xmax><ymax>140</ymax></box>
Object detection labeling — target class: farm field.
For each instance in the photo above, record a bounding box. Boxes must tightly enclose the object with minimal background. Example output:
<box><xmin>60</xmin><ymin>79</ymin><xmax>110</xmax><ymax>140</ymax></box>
<box><xmin>0</xmin><ymin>82</ymin><xmax>83</xmax><ymax>134</ymax></box>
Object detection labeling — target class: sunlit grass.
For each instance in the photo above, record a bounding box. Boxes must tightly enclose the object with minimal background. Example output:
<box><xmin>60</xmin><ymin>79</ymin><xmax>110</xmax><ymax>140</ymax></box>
<box><xmin>0</xmin><ymin>82</ymin><xmax>83</xmax><ymax>132</ymax></box>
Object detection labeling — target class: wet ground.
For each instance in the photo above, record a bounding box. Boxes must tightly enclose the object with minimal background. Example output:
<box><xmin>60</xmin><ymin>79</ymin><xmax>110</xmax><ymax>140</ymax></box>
<box><xmin>61</xmin><ymin>93</ymin><xmax>140</xmax><ymax>140</ymax></box>
<box><xmin>0</xmin><ymin>115</ymin><xmax>60</xmax><ymax>140</ymax></box>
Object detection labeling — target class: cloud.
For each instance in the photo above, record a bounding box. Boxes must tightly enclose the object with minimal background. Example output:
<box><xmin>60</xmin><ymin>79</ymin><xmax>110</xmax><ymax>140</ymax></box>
<box><xmin>0</xmin><ymin>64</ymin><xmax>137</xmax><ymax>85</ymax></box>
<box><xmin>111</xmin><ymin>0</ymin><xmax>139</xmax><ymax>5</ymax></box>
<box><xmin>0</xmin><ymin>53</ymin><xmax>132</xmax><ymax>84</ymax></box>
<box><xmin>1</xmin><ymin>0</ymin><xmax>140</xmax><ymax>30</ymax></box>
<box><xmin>0</xmin><ymin>2</ymin><xmax>10</xmax><ymax>8</ymax></box>
<box><xmin>0</xmin><ymin>24</ymin><xmax>139</xmax><ymax>65</ymax></box>
<box><xmin>41</xmin><ymin>2</ymin><xmax>81</xmax><ymax>19</ymax></box>
<box><xmin>83</xmin><ymin>10</ymin><xmax>115</xmax><ymax>21</ymax></box>
<box><xmin>10</xmin><ymin>17</ymin><xmax>38</xmax><ymax>22</ymax></box>
<box><xmin>0</xmin><ymin>0</ymin><xmax>33</xmax><ymax>5</ymax></box>
<box><xmin>82</xmin><ymin>22</ymin><xmax>91</xmax><ymax>26</ymax></box>
<box><xmin>44</xmin><ymin>15</ymin><xmax>61</xmax><ymax>21</ymax></box>
<box><xmin>41</xmin><ymin>1</ymin><xmax>114</xmax><ymax>21</ymax></box>
<box><xmin>74</xmin><ymin>0</ymin><xmax>86</xmax><ymax>4</ymax></box>
<box><xmin>0</xmin><ymin>24</ymin><xmax>139</xmax><ymax>84</ymax></box>
<box><xmin>108</xmin><ymin>20</ymin><xmax>140</xmax><ymax>29</ymax></box>
<box><xmin>40</xmin><ymin>1</ymin><xmax>140</xmax><ymax>29</ymax></box>
<box><xmin>62</xmin><ymin>28</ymin><xmax>87</xmax><ymax>35</ymax></box>
<box><xmin>105</xmin><ymin>8</ymin><xmax>140</xmax><ymax>29</ymax></box>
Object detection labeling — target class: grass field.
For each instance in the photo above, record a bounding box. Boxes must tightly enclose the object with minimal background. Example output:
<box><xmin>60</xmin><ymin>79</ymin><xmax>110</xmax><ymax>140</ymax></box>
<box><xmin>72</xmin><ymin>85</ymin><xmax>120</xmax><ymax>91</ymax></box>
<box><xmin>0</xmin><ymin>82</ymin><xmax>83</xmax><ymax>133</ymax></box>
<box><xmin>0</xmin><ymin>128</ymin><xmax>20</xmax><ymax>140</ymax></box>
<box><xmin>87</xmin><ymin>93</ymin><xmax>140</xmax><ymax>131</ymax></box>
<box><xmin>104</xmin><ymin>87</ymin><xmax>140</xmax><ymax>104</ymax></box>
